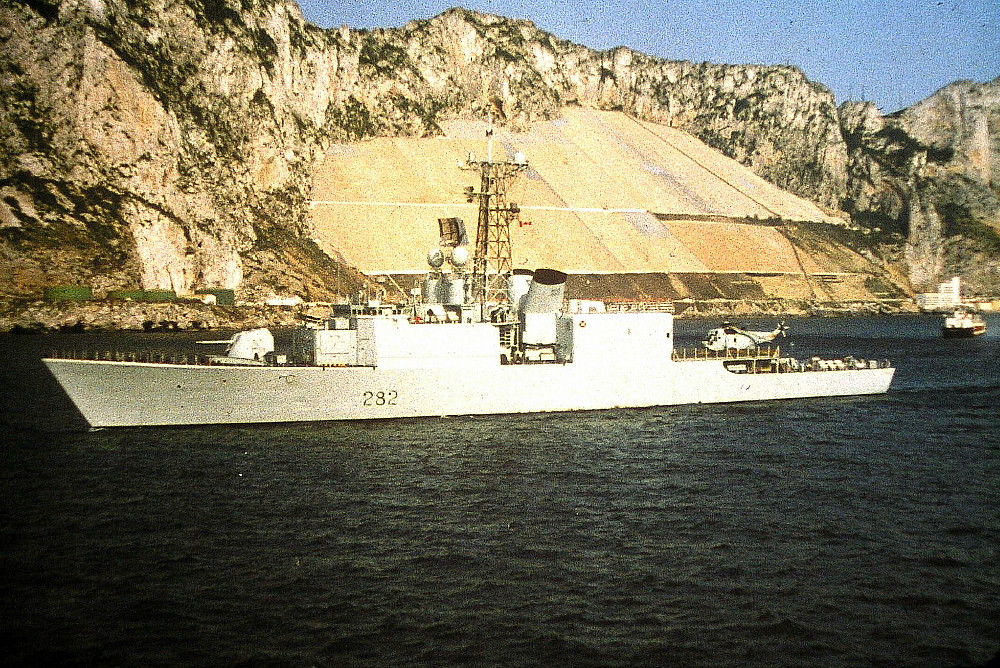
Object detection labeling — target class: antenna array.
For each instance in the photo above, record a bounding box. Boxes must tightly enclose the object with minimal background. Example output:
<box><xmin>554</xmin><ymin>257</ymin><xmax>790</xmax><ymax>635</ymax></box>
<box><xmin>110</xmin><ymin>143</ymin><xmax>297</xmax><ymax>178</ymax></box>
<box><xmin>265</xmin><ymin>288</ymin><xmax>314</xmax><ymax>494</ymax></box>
<box><xmin>463</xmin><ymin>121</ymin><xmax>528</xmax><ymax>303</ymax></box>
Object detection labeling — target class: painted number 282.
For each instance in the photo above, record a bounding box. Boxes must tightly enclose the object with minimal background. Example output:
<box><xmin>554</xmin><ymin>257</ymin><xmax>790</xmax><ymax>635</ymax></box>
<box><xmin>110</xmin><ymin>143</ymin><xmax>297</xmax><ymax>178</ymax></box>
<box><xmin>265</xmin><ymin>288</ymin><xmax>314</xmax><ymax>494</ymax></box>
<box><xmin>362</xmin><ymin>390</ymin><xmax>397</xmax><ymax>406</ymax></box>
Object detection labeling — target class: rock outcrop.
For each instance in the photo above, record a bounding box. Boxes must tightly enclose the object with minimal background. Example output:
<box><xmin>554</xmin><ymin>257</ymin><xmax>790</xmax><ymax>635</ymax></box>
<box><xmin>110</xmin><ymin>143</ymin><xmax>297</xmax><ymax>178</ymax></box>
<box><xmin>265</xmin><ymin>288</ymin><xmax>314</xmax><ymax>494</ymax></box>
<box><xmin>1</xmin><ymin>0</ymin><xmax>361</xmax><ymax>302</ymax></box>
<box><xmin>839</xmin><ymin>80</ymin><xmax>1000</xmax><ymax>293</ymax></box>
<box><xmin>1</xmin><ymin>0</ymin><xmax>998</xmax><ymax>308</ymax></box>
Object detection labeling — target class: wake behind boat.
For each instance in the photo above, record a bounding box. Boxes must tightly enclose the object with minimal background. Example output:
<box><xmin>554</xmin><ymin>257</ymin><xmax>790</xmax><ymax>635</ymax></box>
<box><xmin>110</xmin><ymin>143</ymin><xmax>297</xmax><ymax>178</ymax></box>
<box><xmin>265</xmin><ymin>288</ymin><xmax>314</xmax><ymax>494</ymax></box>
<box><xmin>42</xmin><ymin>124</ymin><xmax>894</xmax><ymax>428</ymax></box>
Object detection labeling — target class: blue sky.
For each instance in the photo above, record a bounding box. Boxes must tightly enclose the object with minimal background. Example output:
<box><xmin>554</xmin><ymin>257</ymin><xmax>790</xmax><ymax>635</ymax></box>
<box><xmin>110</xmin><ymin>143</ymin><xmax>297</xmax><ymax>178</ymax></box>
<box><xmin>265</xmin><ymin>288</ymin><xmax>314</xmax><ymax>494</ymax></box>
<box><xmin>294</xmin><ymin>0</ymin><xmax>998</xmax><ymax>112</ymax></box>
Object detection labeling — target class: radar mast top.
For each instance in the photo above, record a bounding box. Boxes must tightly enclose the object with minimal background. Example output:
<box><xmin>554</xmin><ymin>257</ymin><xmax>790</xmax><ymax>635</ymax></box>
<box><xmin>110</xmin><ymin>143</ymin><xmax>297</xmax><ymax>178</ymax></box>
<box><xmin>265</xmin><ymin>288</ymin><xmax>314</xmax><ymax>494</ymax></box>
<box><xmin>463</xmin><ymin>108</ymin><xmax>528</xmax><ymax>304</ymax></box>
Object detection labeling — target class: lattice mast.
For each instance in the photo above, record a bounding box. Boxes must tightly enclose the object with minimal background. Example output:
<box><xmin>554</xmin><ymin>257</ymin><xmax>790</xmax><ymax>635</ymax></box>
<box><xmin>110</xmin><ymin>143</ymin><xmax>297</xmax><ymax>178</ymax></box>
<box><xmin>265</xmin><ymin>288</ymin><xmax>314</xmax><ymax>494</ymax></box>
<box><xmin>464</xmin><ymin>113</ymin><xmax>528</xmax><ymax>304</ymax></box>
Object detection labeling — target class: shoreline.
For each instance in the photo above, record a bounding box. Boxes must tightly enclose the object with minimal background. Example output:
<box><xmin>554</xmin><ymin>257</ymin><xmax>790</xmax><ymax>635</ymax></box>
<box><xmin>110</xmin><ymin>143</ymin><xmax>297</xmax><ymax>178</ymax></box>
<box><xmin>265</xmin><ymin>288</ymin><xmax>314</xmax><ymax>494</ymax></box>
<box><xmin>0</xmin><ymin>298</ymin><xmax>921</xmax><ymax>334</ymax></box>
<box><xmin>0</xmin><ymin>300</ymin><xmax>321</xmax><ymax>334</ymax></box>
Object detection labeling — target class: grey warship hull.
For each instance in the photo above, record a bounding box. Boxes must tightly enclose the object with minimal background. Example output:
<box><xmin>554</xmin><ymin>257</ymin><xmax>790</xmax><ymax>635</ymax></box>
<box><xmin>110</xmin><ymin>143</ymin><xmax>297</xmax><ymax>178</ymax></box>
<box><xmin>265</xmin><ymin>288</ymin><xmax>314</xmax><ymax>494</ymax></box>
<box><xmin>44</xmin><ymin>315</ymin><xmax>893</xmax><ymax>428</ymax></box>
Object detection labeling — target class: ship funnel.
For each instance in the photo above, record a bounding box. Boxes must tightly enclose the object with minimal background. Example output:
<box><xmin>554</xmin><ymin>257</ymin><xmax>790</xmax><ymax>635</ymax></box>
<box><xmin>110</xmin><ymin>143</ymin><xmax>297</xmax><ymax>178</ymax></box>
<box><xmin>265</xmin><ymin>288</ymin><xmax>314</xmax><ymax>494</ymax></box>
<box><xmin>507</xmin><ymin>269</ymin><xmax>534</xmax><ymax>314</ymax></box>
<box><xmin>522</xmin><ymin>269</ymin><xmax>567</xmax><ymax>314</ymax></box>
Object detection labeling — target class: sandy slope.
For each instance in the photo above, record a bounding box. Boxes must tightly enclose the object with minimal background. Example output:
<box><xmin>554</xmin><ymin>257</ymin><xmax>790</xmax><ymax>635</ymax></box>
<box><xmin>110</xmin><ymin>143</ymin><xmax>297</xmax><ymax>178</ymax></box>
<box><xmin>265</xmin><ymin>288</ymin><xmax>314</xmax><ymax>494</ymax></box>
<box><xmin>309</xmin><ymin>109</ymin><xmax>861</xmax><ymax>285</ymax></box>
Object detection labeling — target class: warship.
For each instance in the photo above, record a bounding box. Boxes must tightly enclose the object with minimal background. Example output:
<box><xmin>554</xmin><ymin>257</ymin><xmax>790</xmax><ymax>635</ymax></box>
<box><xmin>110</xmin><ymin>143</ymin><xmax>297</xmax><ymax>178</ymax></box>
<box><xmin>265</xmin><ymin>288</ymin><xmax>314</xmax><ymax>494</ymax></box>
<box><xmin>43</xmin><ymin>128</ymin><xmax>894</xmax><ymax>428</ymax></box>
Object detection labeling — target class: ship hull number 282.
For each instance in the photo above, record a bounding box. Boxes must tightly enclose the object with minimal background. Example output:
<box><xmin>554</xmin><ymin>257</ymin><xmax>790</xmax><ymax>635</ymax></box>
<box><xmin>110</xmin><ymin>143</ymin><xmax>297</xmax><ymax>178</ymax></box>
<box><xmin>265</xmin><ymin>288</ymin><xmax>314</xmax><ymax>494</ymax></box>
<box><xmin>362</xmin><ymin>390</ymin><xmax>398</xmax><ymax>406</ymax></box>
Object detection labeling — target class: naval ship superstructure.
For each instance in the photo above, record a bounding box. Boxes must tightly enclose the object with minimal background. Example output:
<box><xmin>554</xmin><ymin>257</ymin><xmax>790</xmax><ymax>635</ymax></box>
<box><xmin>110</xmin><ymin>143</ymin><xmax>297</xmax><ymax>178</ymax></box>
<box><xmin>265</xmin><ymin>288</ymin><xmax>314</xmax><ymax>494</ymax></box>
<box><xmin>42</xmin><ymin>130</ymin><xmax>895</xmax><ymax>428</ymax></box>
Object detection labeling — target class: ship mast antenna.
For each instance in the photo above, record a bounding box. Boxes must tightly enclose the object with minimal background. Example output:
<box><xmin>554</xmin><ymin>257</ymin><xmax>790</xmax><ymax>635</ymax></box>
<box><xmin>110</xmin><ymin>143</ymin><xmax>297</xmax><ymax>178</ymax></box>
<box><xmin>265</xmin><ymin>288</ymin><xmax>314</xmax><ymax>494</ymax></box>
<box><xmin>464</xmin><ymin>106</ymin><xmax>528</xmax><ymax>304</ymax></box>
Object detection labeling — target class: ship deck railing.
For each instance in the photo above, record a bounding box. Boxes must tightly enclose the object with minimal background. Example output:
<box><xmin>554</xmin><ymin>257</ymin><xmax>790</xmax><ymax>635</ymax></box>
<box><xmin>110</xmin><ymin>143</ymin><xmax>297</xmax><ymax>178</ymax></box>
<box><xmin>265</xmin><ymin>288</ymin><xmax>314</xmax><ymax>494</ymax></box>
<box><xmin>672</xmin><ymin>345</ymin><xmax>781</xmax><ymax>361</ymax></box>
<box><xmin>671</xmin><ymin>346</ymin><xmax>891</xmax><ymax>373</ymax></box>
<box><xmin>48</xmin><ymin>350</ymin><xmax>218</xmax><ymax>366</ymax></box>
<box><xmin>605</xmin><ymin>301</ymin><xmax>675</xmax><ymax>313</ymax></box>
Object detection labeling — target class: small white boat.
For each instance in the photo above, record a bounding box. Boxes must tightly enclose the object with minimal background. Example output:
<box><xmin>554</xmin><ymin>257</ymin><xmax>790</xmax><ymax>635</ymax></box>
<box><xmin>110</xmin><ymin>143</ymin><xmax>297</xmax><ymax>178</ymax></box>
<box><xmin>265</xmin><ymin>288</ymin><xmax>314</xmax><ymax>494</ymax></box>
<box><xmin>942</xmin><ymin>306</ymin><xmax>987</xmax><ymax>338</ymax></box>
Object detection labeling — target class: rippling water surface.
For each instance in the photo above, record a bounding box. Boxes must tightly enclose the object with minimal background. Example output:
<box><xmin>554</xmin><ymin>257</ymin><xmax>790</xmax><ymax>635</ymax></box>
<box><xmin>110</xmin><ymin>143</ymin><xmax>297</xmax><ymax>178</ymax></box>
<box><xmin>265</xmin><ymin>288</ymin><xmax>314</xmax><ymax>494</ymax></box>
<box><xmin>2</xmin><ymin>315</ymin><xmax>998</xmax><ymax>667</ymax></box>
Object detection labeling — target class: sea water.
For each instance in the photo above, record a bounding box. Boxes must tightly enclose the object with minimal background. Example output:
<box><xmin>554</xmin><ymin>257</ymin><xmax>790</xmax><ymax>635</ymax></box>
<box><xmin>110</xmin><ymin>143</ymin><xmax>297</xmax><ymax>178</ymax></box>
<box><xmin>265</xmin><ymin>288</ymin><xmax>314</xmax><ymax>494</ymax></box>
<box><xmin>1</xmin><ymin>315</ymin><xmax>998</xmax><ymax>667</ymax></box>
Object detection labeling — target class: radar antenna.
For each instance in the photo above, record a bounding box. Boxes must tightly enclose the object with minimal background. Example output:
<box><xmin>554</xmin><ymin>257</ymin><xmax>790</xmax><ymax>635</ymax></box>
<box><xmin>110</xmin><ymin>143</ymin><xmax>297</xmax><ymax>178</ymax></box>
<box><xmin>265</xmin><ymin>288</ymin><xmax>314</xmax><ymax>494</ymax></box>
<box><xmin>463</xmin><ymin>108</ymin><xmax>528</xmax><ymax>304</ymax></box>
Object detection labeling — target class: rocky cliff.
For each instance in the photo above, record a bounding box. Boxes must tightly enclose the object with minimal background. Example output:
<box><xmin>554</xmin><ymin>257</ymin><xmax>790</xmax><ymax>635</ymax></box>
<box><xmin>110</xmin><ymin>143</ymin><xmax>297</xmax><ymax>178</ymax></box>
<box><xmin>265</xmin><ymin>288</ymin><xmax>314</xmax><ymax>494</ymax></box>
<box><xmin>1</xmin><ymin>0</ymin><xmax>365</xmax><ymax>302</ymax></box>
<box><xmin>2</xmin><ymin>0</ymin><xmax>998</xmax><ymax>304</ymax></box>
<box><xmin>839</xmin><ymin>79</ymin><xmax>1000</xmax><ymax>292</ymax></box>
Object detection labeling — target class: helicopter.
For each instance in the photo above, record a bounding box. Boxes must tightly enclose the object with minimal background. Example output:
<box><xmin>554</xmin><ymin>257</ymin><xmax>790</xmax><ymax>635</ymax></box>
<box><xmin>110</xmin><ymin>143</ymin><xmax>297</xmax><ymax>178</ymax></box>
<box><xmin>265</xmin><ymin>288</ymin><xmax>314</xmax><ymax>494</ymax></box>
<box><xmin>701</xmin><ymin>321</ymin><xmax>788</xmax><ymax>352</ymax></box>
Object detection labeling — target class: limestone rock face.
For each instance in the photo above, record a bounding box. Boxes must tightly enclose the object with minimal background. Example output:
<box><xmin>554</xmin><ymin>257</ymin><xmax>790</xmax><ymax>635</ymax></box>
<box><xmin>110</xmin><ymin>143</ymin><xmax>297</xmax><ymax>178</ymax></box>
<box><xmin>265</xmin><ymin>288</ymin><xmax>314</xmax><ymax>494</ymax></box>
<box><xmin>1</xmin><ymin>1</ymin><xmax>998</xmax><ymax>300</ymax></box>
<box><xmin>1</xmin><ymin>0</ymin><xmax>353</xmax><ymax>301</ymax></box>
<box><xmin>839</xmin><ymin>79</ymin><xmax>1000</xmax><ymax>293</ymax></box>
<box><xmin>899</xmin><ymin>80</ymin><xmax>999</xmax><ymax>187</ymax></box>
<box><xmin>333</xmin><ymin>10</ymin><xmax>849</xmax><ymax>209</ymax></box>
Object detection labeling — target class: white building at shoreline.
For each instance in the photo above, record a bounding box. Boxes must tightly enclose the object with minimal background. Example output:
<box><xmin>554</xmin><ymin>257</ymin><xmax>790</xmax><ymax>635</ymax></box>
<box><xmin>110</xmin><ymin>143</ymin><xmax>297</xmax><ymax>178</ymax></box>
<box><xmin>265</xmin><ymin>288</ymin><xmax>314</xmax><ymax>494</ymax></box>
<box><xmin>916</xmin><ymin>276</ymin><xmax>962</xmax><ymax>311</ymax></box>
